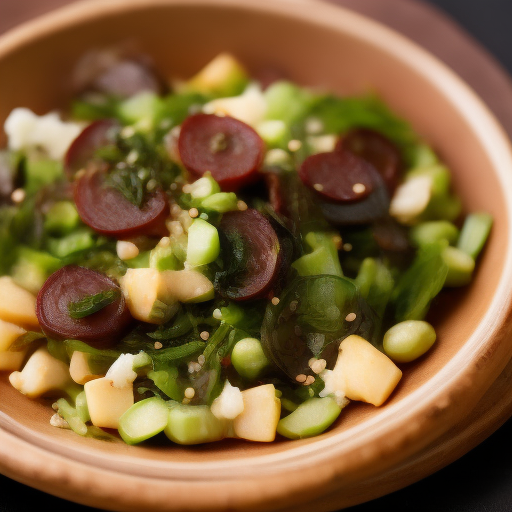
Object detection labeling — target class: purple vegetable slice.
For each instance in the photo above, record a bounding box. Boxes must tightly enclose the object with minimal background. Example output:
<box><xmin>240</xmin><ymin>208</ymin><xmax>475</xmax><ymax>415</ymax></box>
<box><xmin>64</xmin><ymin>119</ymin><xmax>119</xmax><ymax>178</ymax></box>
<box><xmin>74</xmin><ymin>168</ymin><xmax>169</xmax><ymax>238</ymax></box>
<box><xmin>36</xmin><ymin>266</ymin><xmax>132</xmax><ymax>347</ymax></box>
<box><xmin>178</xmin><ymin>114</ymin><xmax>264</xmax><ymax>191</ymax></box>
<box><xmin>299</xmin><ymin>150</ymin><xmax>375</xmax><ymax>202</ymax></box>
<box><xmin>215</xmin><ymin>209</ymin><xmax>280</xmax><ymax>301</ymax></box>
<box><xmin>336</xmin><ymin>128</ymin><xmax>402</xmax><ymax>194</ymax></box>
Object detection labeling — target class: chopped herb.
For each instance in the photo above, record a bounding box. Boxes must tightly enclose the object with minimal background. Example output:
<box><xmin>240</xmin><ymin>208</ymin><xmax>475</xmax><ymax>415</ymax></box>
<box><xmin>68</xmin><ymin>288</ymin><xmax>120</xmax><ymax>319</ymax></box>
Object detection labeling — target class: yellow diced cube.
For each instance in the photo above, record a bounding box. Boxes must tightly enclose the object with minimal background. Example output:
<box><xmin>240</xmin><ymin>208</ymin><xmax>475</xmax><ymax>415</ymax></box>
<box><xmin>0</xmin><ymin>276</ymin><xmax>39</xmax><ymax>328</ymax></box>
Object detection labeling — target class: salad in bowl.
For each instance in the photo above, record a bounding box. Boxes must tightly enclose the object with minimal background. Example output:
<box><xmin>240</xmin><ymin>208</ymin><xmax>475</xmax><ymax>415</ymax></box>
<box><xmin>0</xmin><ymin>49</ymin><xmax>492</xmax><ymax>446</ymax></box>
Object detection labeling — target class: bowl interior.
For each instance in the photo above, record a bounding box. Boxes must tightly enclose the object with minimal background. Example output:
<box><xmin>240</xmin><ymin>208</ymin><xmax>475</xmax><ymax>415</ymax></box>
<box><xmin>0</xmin><ymin>0</ymin><xmax>510</xmax><ymax>486</ymax></box>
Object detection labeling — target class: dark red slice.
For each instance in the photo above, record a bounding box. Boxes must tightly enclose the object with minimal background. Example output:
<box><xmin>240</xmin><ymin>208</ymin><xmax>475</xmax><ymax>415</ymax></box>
<box><xmin>64</xmin><ymin>119</ymin><xmax>119</xmax><ymax>178</ymax></box>
<box><xmin>336</xmin><ymin>128</ymin><xmax>402</xmax><ymax>194</ymax></box>
<box><xmin>74</xmin><ymin>169</ymin><xmax>169</xmax><ymax>238</ymax></box>
<box><xmin>299</xmin><ymin>150</ymin><xmax>376</xmax><ymax>202</ymax></box>
<box><xmin>178</xmin><ymin>114</ymin><xmax>264</xmax><ymax>191</ymax></box>
<box><xmin>216</xmin><ymin>209</ymin><xmax>280</xmax><ymax>301</ymax></box>
<box><xmin>36</xmin><ymin>266</ymin><xmax>132</xmax><ymax>347</ymax></box>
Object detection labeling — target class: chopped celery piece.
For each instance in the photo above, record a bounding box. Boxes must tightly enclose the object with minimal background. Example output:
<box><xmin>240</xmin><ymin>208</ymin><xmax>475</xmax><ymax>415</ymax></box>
<box><xmin>68</xmin><ymin>289</ymin><xmax>120</xmax><ymax>319</ymax></box>
<box><xmin>408</xmin><ymin>143</ymin><xmax>439</xmax><ymax>168</ymax></box>
<box><xmin>164</xmin><ymin>404</ymin><xmax>226</xmax><ymax>444</ymax></box>
<box><xmin>291</xmin><ymin>231</ymin><xmax>342</xmax><ymax>278</ymax></box>
<box><xmin>442</xmin><ymin>246</ymin><xmax>475</xmax><ymax>287</ymax></box>
<box><xmin>264</xmin><ymin>81</ymin><xmax>316</xmax><ymax>125</ymax></box>
<box><xmin>200</xmin><ymin>192</ymin><xmax>238</xmax><ymax>212</ymax></box>
<box><xmin>44</xmin><ymin>201</ymin><xmax>81</xmax><ymax>236</ymax></box>
<box><xmin>186</xmin><ymin>218</ymin><xmax>220</xmax><ymax>266</ymax></box>
<box><xmin>149</xmin><ymin>245</ymin><xmax>180</xmax><ymax>271</ymax></box>
<box><xmin>383</xmin><ymin>320</ymin><xmax>436</xmax><ymax>363</ymax></box>
<box><xmin>256</xmin><ymin>120</ymin><xmax>289</xmax><ymax>148</ymax></box>
<box><xmin>457</xmin><ymin>212</ymin><xmax>493</xmax><ymax>259</ymax></box>
<box><xmin>117</xmin><ymin>91</ymin><xmax>164</xmax><ymax>127</ymax></box>
<box><xmin>189</xmin><ymin>176</ymin><xmax>220</xmax><ymax>199</ymax></box>
<box><xmin>231</xmin><ymin>338</ymin><xmax>269</xmax><ymax>380</ymax></box>
<box><xmin>118</xmin><ymin>397</ymin><xmax>169</xmax><ymax>445</ymax></box>
<box><xmin>185</xmin><ymin>53</ymin><xmax>249</xmax><ymax>98</ymax></box>
<box><xmin>55</xmin><ymin>398</ymin><xmax>88</xmax><ymax>436</ymax></box>
<box><xmin>11</xmin><ymin>246</ymin><xmax>61</xmax><ymax>294</ymax></box>
<box><xmin>47</xmin><ymin>229</ymin><xmax>97</xmax><ymax>258</ymax></box>
<box><xmin>410</xmin><ymin>220</ymin><xmax>459</xmax><ymax>248</ymax></box>
<box><xmin>277</xmin><ymin>397</ymin><xmax>342</xmax><ymax>439</ymax></box>
<box><xmin>157</xmin><ymin>92</ymin><xmax>209</xmax><ymax>128</ymax></box>
<box><xmin>392</xmin><ymin>242</ymin><xmax>448</xmax><ymax>321</ymax></box>
<box><xmin>147</xmin><ymin>368</ymin><xmax>181</xmax><ymax>401</ymax></box>
<box><xmin>71</xmin><ymin>97</ymin><xmax>119</xmax><ymax>121</ymax></box>
<box><xmin>407</xmin><ymin>164</ymin><xmax>451</xmax><ymax>196</ymax></box>
<box><xmin>24</xmin><ymin>158</ymin><xmax>63</xmax><ymax>195</ymax></box>
<box><xmin>423</xmin><ymin>194</ymin><xmax>462</xmax><ymax>222</ymax></box>
<box><xmin>75</xmin><ymin>391</ymin><xmax>91</xmax><ymax>423</ymax></box>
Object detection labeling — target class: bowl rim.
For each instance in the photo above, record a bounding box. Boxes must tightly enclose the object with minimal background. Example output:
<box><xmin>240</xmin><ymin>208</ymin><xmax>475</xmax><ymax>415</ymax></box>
<box><xmin>2</xmin><ymin>0</ymin><xmax>512</xmax><ymax>510</ymax></box>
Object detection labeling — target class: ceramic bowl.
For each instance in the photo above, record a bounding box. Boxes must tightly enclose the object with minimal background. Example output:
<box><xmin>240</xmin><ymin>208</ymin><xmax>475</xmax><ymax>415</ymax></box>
<box><xmin>1</xmin><ymin>0</ymin><xmax>512</xmax><ymax>511</ymax></box>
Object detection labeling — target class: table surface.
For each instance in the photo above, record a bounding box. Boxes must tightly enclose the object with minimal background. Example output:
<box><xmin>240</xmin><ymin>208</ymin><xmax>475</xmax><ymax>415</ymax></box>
<box><xmin>1</xmin><ymin>0</ymin><xmax>512</xmax><ymax>511</ymax></box>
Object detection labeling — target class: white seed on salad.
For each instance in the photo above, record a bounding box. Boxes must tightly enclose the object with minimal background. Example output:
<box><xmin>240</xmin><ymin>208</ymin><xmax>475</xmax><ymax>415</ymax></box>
<box><xmin>304</xmin><ymin>117</ymin><xmax>324</xmax><ymax>134</ymax></box>
<box><xmin>146</xmin><ymin>179</ymin><xmax>158</xmax><ymax>192</ymax></box>
<box><xmin>271</xmin><ymin>297</ymin><xmax>280</xmax><ymax>306</ymax></box>
<box><xmin>126</xmin><ymin>150</ymin><xmax>139</xmax><ymax>165</ymax></box>
<box><xmin>304</xmin><ymin>375</ymin><xmax>316</xmax><ymax>386</ymax></box>
<box><xmin>288</xmin><ymin>139</ymin><xmax>302</xmax><ymax>152</ymax></box>
<box><xmin>10</xmin><ymin>188</ymin><xmax>26</xmax><ymax>203</ymax></box>
<box><xmin>343</xmin><ymin>243</ymin><xmax>353</xmax><ymax>252</ymax></box>
<box><xmin>50</xmin><ymin>413</ymin><xmax>70</xmax><ymax>429</ymax></box>
<box><xmin>116</xmin><ymin>240</ymin><xmax>139</xmax><ymax>261</ymax></box>
<box><xmin>167</xmin><ymin>220</ymin><xmax>184</xmax><ymax>237</ymax></box>
<box><xmin>295</xmin><ymin>374</ymin><xmax>307</xmax><ymax>383</ymax></box>
<box><xmin>237</xmin><ymin>200</ymin><xmax>248</xmax><ymax>211</ymax></box>
<box><xmin>352</xmin><ymin>183</ymin><xmax>366</xmax><ymax>194</ymax></box>
<box><xmin>313</xmin><ymin>183</ymin><xmax>324</xmax><ymax>192</ymax></box>
<box><xmin>212</xmin><ymin>308</ymin><xmax>222</xmax><ymax>320</ymax></box>
<box><xmin>198</xmin><ymin>355</ymin><xmax>206</xmax><ymax>366</ymax></box>
<box><xmin>345</xmin><ymin>312</ymin><xmax>357</xmax><ymax>322</ymax></box>
<box><xmin>154</xmin><ymin>342</ymin><xmax>163</xmax><ymax>350</ymax></box>
<box><xmin>311</xmin><ymin>359</ymin><xmax>327</xmax><ymax>374</ymax></box>
<box><xmin>200</xmin><ymin>331</ymin><xmax>210</xmax><ymax>341</ymax></box>
<box><xmin>158</xmin><ymin>236</ymin><xmax>171</xmax><ymax>248</ymax></box>
<box><xmin>188</xmin><ymin>207</ymin><xmax>199</xmax><ymax>218</ymax></box>
<box><xmin>332</xmin><ymin>235</ymin><xmax>343</xmax><ymax>250</ymax></box>
<box><xmin>182</xmin><ymin>397</ymin><xmax>191</xmax><ymax>405</ymax></box>
<box><xmin>184</xmin><ymin>387</ymin><xmax>196</xmax><ymax>399</ymax></box>
<box><xmin>199</xmin><ymin>213</ymin><xmax>209</xmax><ymax>220</ymax></box>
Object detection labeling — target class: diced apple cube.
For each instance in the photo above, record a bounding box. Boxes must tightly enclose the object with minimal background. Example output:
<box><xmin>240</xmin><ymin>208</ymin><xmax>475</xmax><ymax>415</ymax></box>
<box><xmin>0</xmin><ymin>276</ymin><xmax>39</xmax><ymax>328</ymax></box>
<box><xmin>329</xmin><ymin>335</ymin><xmax>402</xmax><ymax>407</ymax></box>
<box><xmin>161</xmin><ymin>270</ymin><xmax>214</xmax><ymax>303</ymax></box>
<box><xmin>69</xmin><ymin>351</ymin><xmax>103</xmax><ymax>385</ymax></box>
<box><xmin>0</xmin><ymin>318</ymin><xmax>27</xmax><ymax>351</ymax></box>
<box><xmin>9</xmin><ymin>346</ymin><xmax>72</xmax><ymax>398</ymax></box>
<box><xmin>84</xmin><ymin>377</ymin><xmax>134</xmax><ymax>429</ymax></box>
<box><xmin>233</xmin><ymin>384</ymin><xmax>281</xmax><ymax>442</ymax></box>
<box><xmin>0</xmin><ymin>350</ymin><xmax>28</xmax><ymax>371</ymax></box>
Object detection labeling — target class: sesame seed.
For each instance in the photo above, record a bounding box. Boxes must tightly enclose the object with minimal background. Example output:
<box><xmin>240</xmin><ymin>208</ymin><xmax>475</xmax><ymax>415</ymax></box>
<box><xmin>171</xmin><ymin>204</ymin><xmax>182</xmax><ymax>217</ymax></box>
<box><xmin>345</xmin><ymin>312</ymin><xmax>357</xmax><ymax>322</ymax></box>
<box><xmin>313</xmin><ymin>183</ymin><xmax>324</xmax><ymax>192</ymax></box>
<box><xmin>189</xmin><ymin>207</ymin><xmax>199</xmax><ymax>218</ymax></box>
<box><xmin>271</xmin><ymin>297</ymin><xmax>280</xmax><ymax>306</ymax></box>
<box><xmin>146</xmin><ymin>179</ymin><xmax>158</xmax><ymax>192</ymax></box>
<box><xmin>126</xmin><ymin>150</ymin><xmax>139</xmax><ymax>165</ymax></box>
<box><xmin>10</xmin><ymin>188</ymin><xmax>25</xmax><ymax>203</ymax></box>
<box><xmin>311</xmin><ymin>359</ymin><xmax>327</xmax><ymax>374</ymax></box>
<box><xmin>199</xmin><ymin>213</ymin><xmax>209</xmax><ymax>220</ymax></box>
<box><xmin>184</xmin><ymin>387</ymin><xmax>195</xmax><ymax>399</ymax></box>
<box><xmin>198</xmin><ymin>355</ymin><xmax>206</xmax><ymax>366</ymax></box>
<box><xmin>200</xmin><ymin>331</ymin><xmax>210</xmax><ymax>341</ymax></box>
<box><xmin>213</xmin><ymin>308</ymin><xmax>222</xmax><ymax>320</ymax></box>
<box><xmin>305</xmin><ymin>117</ymin><xmax>324</xmax><ymax>134</ymax></box>
<box><xmin>154</xmin><ymin>342</ymin><xmax>163</xmax><ymax>350</ymax></box>
<box><xmin>304</xmin><ymin>375</ymin><xmax>316</xmax><ymax>386</ymax></box>
<box><xmin>137</xmin><ymin>169</ymin><xmax>149</xmax><ymax>180</ymax></box>
<box><xmin>182</xmin><ymin>398</ymin><xmax>191</xmax><ymax>405</ymax></box>
<box><xmin>288</xmin><ymin>139</ymin><xmax>302</xmax><ymax>152</ymax></box>
<box><xmin>343</xmin><ymin>243</ymin><xmax>353</xmax><ymax>252</ymax></box>
<box><xmin>170</xmin><ymin>182</ymin><xmax>178</xmax><ymax>190</ymax></box>
<box><xmin>116</xmin><ymin>240</ymin><xmax>139</xmax><ymax>261</ymax></box>
<box><xmin>308</xmin><ymin>358</ymin><xmax>317</xmax><ymax>368</ymax></box>
<box><xmin>182</xmin><ymin>184</ymin><xmax>192</xmax><ymax>194</ymax></box>
<box><xmin>353</xmin><ymin>183</ymin><xmax>366</xmax><ymax>194</ymax></box>
<box><xmin>237</xmin><ymin>200</ymin><xmax>248</xmax><ymax>211</ymax></box>
<box><xmin>158</xmin><ymin>236</ymin><xmax>171</xmax><ymax>248</ymax></box>
<box><xmin>52</xmin><ymin>402</ymin><xmax>59</xmax><ymax>411</ymax></box>
<box><xmin>332</xmin><ymin>235</ymin><xmax>343</xmax><ymax>250</ymax></box>
<box><xmin>296</xmin><ymin>374</ymin><xmax>307</xmax><ymax>383</ymax></box>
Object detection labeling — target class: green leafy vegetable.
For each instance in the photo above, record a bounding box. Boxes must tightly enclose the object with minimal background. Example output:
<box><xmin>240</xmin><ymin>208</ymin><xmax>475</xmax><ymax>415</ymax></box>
<box><xmin>68</xmin><ymin>289</ymin><xmax>120</xmax><ymax>319</ymax></box>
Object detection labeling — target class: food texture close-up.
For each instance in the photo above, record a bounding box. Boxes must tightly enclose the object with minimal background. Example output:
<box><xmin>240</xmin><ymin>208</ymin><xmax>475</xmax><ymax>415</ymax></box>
<box><xmin>1</xmin><ymin>0</ymin><xmax>512</xmax><ymax>511</ymax></box>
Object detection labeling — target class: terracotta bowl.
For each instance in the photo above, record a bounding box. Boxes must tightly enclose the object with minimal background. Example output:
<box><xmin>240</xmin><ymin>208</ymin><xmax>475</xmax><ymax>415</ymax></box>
<box><xmin>1</xmin><ymin>0</ymin><xmax>512</xmax><ymax>510</ymax></box>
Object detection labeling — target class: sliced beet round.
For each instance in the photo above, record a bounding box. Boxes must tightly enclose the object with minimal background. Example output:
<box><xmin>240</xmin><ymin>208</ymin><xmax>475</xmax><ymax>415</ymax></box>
<box><xmin>318</xmin><ymin>164</ymin><xmax>390</xmax><ymax>226</ymax></box>
<box><xmin>299</xmin><ymin>150</ymin><xmax>376</xmax><ymax>202</ymax></box>
<box><xmin>36</xmin><ymin>266</ymin><xmax>132</xmax><ymax>347</ymax></box>
<box><xmin>215</xmin><ymin>209</ymin><xmax>280</xmax><ymax>301</ymax></box>
<box><xmin>336</xmin><ymin>128</ymin><xmax>402</xmax><ymax>194</ymax></box>
<box><xmin>64</xmin><ymin>119</ymin><xmax>119</xmax><ymax>178</ymax></box>
<box><xmin>178</xmin><ymin>114</ymin><xmax>264</xmax><ymax>191</ymax></box>
<box><xmin>74</xmin><ymin>169</ymin><xmax>169</xmax><ymax>238</ymax></box>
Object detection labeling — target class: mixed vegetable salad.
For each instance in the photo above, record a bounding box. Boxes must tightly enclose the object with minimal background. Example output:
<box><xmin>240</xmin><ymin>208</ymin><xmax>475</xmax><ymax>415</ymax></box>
<box><xmin>0</xmin><ymin>50</ymin><xmax>493</xmax><ymax>445</ymax></box>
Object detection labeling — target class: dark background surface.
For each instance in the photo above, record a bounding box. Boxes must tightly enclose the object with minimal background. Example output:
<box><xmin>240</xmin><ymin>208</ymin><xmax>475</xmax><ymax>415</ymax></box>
<box><xmin>1</xmin><ymin>0</ymin><xmax>512</xmax><ymax>511</ymax></box>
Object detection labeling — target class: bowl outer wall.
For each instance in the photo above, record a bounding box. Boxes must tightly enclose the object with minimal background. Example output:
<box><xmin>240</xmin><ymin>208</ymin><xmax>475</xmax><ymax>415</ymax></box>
<box><xmin>1</xmin><ymin>0</ymin><xmax>512</xmax><ymax>511</ymax></box>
